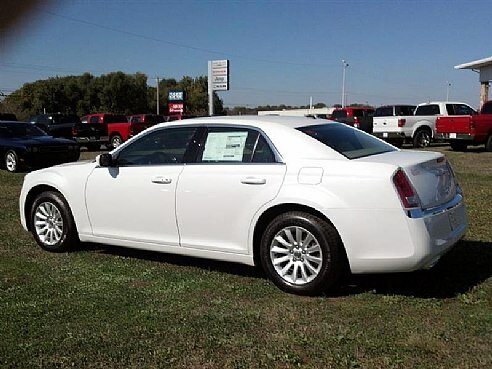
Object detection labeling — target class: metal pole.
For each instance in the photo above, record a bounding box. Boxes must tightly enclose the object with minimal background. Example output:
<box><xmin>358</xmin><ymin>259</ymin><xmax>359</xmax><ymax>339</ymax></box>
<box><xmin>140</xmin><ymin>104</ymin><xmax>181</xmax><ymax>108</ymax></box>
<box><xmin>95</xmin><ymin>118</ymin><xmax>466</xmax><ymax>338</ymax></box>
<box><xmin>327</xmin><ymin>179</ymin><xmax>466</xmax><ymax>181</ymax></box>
<box><xmin>208</xmin><ymin>61</ymin><xmax>214</xmax><ymax>116</ymax></box>
<box><xmin>156</xmin><ymin>77</ymin><xmax>160</xmax><ymax>115</ymax></box>
<box><xmin>342</xmin><ymin>60</ymin><xmax>348</xmax><ymax>108</ymax></box>
<box><xmin>446</xmin><ymin>81</ymin><xmax>451</xmax><ymax>101</ymax></box>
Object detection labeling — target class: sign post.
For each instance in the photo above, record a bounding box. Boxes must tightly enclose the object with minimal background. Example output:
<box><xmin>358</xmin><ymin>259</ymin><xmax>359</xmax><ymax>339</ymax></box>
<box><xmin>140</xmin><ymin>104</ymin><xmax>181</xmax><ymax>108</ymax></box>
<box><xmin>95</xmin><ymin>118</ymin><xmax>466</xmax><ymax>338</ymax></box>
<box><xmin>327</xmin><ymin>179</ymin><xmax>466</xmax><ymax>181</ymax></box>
<box><xmin>208</xmin><ymin>59</ymin><xmax>229</xmax><ymax>116</ymax></box>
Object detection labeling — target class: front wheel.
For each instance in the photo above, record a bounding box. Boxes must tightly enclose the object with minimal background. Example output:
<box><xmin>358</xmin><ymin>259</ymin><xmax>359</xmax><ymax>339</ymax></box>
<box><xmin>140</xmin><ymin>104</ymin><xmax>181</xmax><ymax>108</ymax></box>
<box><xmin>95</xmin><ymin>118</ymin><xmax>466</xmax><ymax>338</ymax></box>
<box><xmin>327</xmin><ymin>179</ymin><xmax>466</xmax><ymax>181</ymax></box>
<box><xmin>413</xmin><ymin>129</ymin><xmax>432</xmax><ymax>148</ymax></box>
<box><xmin>260</xmin><ymin>212</ymin><xmax>345</xmax><ymax>295</ymax></box>
<box><xmin>5</xmin><ymin>150</ymin><xmax>19</xmax><ymax>172</ymax></box>
<box><xmin>30</xmin><ymin>191</ymin><xmax>79</xmax><ymax>252</ymax></box>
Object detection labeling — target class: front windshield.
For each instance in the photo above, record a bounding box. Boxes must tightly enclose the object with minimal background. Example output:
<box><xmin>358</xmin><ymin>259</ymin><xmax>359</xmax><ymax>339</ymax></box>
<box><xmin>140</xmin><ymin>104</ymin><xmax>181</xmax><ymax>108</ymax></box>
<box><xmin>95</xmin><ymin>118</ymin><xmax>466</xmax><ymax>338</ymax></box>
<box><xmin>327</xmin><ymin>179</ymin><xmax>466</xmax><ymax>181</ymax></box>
<box><xmin>297</xmin><ymin>123</ymin><xmax>396</xmax><ymax>159</ymax></box>
<box><xmin>0</xmin><ymin>123</ymin><xmax>47</xmax><ymax>138</ymax></box>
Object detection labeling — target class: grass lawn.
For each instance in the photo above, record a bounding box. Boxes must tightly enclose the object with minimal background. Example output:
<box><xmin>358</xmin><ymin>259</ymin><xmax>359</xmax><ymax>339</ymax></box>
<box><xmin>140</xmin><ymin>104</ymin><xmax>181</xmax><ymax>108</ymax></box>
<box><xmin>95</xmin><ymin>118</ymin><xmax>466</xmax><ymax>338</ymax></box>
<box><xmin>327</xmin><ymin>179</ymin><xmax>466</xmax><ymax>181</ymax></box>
<box><xmin>0</xmin><ymin>146</ymin><xmax>491</xmax><ymax>368</ymax></box>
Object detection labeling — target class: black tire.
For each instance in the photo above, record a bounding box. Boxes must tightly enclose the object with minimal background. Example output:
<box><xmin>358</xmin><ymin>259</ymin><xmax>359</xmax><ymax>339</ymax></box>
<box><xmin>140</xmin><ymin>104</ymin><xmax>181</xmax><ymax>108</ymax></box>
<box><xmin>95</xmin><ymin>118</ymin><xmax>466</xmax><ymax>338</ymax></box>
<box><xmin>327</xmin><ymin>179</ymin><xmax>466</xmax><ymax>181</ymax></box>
<box><xmin>450</xmin><ymin>141</ymin><xmax>468</xmax><ymax>151</ymax></box>
<box><xmin>260</xmin><ymin>211</ymin><xmax>345</xmax><ymax>296</ymax></box>
<box><xmin>110</xmin><ymin>135</ymin><xmax>123</xmax><ymax>149</ymax></box>
<box><xmin>413</xmin><ymin>128</ymin><xmax>432</xmax><ymax>148</ymax></box>
<box><xmin>29</xmin><ymin>191</ymin><xmax>79</xmax><ymax>252</ymax></box>
<box><xmin>486</xmin><ymin>135</ymin><xmax>492</xmax><ymax>152</ymax></box>
<box><xmin>5</xmin><ymin>150</ymin><xmax>19</xmax><ymax>172</ymax></box>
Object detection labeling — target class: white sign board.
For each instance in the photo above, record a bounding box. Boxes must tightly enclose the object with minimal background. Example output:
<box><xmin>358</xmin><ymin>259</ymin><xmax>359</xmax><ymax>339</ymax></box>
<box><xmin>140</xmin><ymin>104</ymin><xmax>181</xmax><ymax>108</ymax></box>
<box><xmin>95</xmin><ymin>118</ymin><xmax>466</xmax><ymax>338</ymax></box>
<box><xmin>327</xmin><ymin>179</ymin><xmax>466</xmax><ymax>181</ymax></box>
<box><xmin>202</xmin><ymin>131</ymin><xmax>247</xmax><ymax>162</ymax></box>
<box><xmin>210</xmin><ymin>59</ymin><xmax>229</xmax><ymax>91</ymax></box>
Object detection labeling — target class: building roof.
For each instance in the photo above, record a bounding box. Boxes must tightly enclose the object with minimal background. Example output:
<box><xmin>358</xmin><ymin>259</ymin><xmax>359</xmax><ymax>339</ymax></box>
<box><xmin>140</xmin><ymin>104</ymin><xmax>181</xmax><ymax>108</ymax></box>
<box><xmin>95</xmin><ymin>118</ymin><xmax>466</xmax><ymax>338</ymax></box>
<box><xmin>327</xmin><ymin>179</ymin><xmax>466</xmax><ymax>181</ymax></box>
<box><xmin>455</xmin><ymin>56</ymin><xmax>492</xmax><ymax>70</ymax></box>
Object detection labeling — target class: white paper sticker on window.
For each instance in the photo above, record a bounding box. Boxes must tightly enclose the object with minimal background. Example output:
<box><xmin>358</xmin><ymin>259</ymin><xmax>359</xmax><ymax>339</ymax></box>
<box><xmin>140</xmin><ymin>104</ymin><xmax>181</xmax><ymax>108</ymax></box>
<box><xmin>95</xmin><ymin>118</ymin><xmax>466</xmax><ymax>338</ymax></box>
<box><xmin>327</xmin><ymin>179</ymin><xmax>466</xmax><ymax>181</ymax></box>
<box><xmin>202</xmin><ymin>131</ymin><xmax>248</xmax><ymax>161</ymax></box>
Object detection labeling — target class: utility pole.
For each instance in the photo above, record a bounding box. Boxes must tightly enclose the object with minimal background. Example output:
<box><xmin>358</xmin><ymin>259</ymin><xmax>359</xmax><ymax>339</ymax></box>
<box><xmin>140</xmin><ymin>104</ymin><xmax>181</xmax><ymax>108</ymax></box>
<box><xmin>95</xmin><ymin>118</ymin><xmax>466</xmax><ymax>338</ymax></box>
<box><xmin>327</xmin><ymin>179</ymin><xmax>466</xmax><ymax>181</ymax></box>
<box><xmin>342</xmin><ymin>60</ymin><xmax>349</xmax><ymax>108</ymax></box>
<box><xmin>156</xmin><ymin>77</ymin><xmax>160</xmax><ymax>115</ymax></box>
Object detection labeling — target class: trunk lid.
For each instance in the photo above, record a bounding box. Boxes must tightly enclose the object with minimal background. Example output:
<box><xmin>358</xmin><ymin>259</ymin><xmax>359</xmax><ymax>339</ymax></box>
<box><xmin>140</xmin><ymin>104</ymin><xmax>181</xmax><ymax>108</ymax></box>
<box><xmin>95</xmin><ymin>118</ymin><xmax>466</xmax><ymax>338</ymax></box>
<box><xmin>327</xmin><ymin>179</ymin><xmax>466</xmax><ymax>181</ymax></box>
<box><xmin>358</xmin><ymin>150</ymin><xmax>458</xmax><ymax>209</ymax></box>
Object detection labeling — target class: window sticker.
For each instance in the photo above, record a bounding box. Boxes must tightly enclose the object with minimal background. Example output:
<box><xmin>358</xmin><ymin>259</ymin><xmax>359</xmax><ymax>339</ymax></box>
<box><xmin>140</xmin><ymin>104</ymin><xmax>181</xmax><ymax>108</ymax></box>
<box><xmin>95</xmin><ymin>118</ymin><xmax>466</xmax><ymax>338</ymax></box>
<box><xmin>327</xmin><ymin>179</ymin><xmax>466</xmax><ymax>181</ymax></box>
<box><xmin>202</xmin><ymin>131</ymin><xmax>248</xmax><ymax>161</ymax></box>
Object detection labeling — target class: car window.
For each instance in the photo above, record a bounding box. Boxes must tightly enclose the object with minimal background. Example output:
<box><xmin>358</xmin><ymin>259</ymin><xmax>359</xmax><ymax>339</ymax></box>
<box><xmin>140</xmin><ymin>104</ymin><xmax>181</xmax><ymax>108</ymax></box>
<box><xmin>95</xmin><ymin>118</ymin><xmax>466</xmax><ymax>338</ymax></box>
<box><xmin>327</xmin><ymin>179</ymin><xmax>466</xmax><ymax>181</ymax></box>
<box><xmin>331</xmin><ymin>110</ymin><xmax>347</xmax><ymax>119</ymax></box>
<box><xmin>298</xmin><ymin>123</ymin><xmax>396</xmax><ymax>159</ymax></box>
<box><xmin>197</xmin><ymin>127</ymin><xmax>276</xmax><ymax>163</ymax></box>
<box><xmin>482</xmin><ymin>103</ymin><xmax>492</xmax><ymax>115</ymax></box>
<box><xmin>446</xmin><ymin>104</ymin><xmax>476</xmax><ymax>116</ymax></box>
<box><xmin>374</xmin><ymin>107</ymin><xmax>393</xmax><ymax>117</ymax></box>
<box><xmin>397</xmin><ymin>106</ymin><xmax>416</xmax><ymax>115</ymax></box>
<box><xmin>415</xmin><ymin>104</ymin><xmax>440</xmax><ymax>115</ymax></box>
<box><xmin>89</xmin><ymin>116</ymin><xmax>99</xmax><ymax>124</ymax></box>
<box><xmin>116</xmin><ymin>127</ymin><xmax>198</xmax><ymax>166</ymax></box>
<box><xmin>0</xmin><ymin>123</ymin><xmax>47</xmax><ymax>137</ymax></box>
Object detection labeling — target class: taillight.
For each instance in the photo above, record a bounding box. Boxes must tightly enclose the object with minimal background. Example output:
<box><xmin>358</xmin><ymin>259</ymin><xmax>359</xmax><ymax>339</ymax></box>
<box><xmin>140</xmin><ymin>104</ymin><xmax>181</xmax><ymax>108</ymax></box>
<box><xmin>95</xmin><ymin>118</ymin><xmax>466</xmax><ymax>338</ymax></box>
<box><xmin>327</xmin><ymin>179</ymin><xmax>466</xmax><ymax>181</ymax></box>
<box><xmin>72</xmin><ymin>126</ymin><xmax>78</xmax><ymax>136</ymax></box>
<box><xmin>392</xmin><ymin>169</ymin><xmax>420</xmax><ymax>209</ymax></box>
<box><xmin>398</xmin><ymin>118</ymin><xmax>406</xmax><ymax>127</ymax></box>
<box><xmin>470</xmin><ymin>120</ymin><xmax>475</xmax><ymax>130</ymax></box>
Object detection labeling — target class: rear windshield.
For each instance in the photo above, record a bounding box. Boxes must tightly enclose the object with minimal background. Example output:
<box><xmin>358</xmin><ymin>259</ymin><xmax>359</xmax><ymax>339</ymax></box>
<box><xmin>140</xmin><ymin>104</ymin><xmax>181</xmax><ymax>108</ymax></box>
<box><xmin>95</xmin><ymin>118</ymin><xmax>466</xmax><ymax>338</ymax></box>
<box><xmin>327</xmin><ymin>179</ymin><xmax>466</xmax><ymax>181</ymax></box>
<box><xmin>0</xmin><ymin>123</ymin><xmax>47</xmax><ymax>137</ymax></box>
<box><xmin>297</xmin><ymin>123</ymin><xmax>396</xmax><ymax>159</ymax></box>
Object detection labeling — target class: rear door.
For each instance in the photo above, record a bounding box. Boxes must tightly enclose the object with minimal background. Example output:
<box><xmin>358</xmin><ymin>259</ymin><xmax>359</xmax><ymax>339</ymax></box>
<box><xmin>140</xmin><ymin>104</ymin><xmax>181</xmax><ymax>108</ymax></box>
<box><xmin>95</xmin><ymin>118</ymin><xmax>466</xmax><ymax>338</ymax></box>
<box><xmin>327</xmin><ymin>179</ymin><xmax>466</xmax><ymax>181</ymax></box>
<box><xmin>176</xmin><ymin>126</ymin><xmax>286</xmax><ymax>254</ymax></box>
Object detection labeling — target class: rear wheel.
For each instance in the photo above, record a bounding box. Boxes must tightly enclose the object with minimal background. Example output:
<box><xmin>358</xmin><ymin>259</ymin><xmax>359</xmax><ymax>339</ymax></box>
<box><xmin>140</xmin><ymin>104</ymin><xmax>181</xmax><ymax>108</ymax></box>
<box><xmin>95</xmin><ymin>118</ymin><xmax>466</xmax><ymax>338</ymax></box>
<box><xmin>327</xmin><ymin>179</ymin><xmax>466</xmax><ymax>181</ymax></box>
<box><xmin>450</xmin><ymin>141</ymin><xmax>467</xmax><ymax>151</ymax></box>
<box><xmin>413</xmin><ymin>128</ymin><xmax>432</xmax><ymax>148</ymax></box>
<box><xmin>486</xmin><ymin>135</ymin><xmax>492</xmax><ymax>152</ymax></box>
<box><xmin>260</xmin><ymin>212</ymin><xmax>345</xmax><ymax>295</ymax></box>
<box><xmin>5</xmin><ymin>150</ymin><xmax>19</xmax><ymax>172</ymax></box>
<box><xmin>110</xmin><ymin>134</ymin><xmax>123</xmax><ymax>149</ymax></box>
<box><xmin>30</xmin><ymin>191</ymin><xmax>79</xmax><ymax>252</ymax></box>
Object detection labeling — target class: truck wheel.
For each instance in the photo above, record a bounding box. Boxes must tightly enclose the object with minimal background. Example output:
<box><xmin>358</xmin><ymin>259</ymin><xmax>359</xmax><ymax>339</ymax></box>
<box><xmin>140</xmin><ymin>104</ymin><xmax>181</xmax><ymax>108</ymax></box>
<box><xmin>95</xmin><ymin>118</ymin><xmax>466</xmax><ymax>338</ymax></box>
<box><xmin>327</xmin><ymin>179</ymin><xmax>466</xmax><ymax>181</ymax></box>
<box><xmin>260</xmin><ymin>211</ymin><xmax>345</xmax><ymax>296</ymax></box>
<box><xmin>413</xmin><ymin>128</ymin><xmax>431</xmax><ymax>148</ymax></box>
<box><xmin>486</xmin><ymin>135</ymin><xmax>492</xmax><ymax>152</ymax></box>
<box><xmin>5</xmin><ymin>150</ymin><xmax>19</xmax><ymax>172</ymax></box>
<box><xmin>450</xmin><ymin>141</ymin><xmax>467</xmax><ymax>151</ymax></box>
<box><xmin>110</xmin><ymin>135</ymin><xmax>123</xmax><ymax>149</ymax></box>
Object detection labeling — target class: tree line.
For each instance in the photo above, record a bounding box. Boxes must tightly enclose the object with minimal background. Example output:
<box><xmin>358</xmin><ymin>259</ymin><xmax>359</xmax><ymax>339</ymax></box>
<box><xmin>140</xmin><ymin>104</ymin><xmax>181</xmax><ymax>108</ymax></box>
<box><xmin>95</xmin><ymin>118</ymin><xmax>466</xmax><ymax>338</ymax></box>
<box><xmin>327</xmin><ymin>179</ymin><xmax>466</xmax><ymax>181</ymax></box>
<box><xmin>0</xmin><ymin>72</ymin><xmax>224</xmax><ymax>120</ymax></box>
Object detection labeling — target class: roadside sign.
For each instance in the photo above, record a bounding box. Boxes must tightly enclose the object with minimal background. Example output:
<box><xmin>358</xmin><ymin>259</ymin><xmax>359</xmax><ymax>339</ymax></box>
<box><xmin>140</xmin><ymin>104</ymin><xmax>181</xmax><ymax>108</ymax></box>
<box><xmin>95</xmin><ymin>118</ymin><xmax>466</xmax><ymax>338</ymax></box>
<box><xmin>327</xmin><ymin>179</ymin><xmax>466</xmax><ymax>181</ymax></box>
<box><xmin>168</xmin><ymin>103</ymin><xmax>184</xmax><ymax>113</ymax></box>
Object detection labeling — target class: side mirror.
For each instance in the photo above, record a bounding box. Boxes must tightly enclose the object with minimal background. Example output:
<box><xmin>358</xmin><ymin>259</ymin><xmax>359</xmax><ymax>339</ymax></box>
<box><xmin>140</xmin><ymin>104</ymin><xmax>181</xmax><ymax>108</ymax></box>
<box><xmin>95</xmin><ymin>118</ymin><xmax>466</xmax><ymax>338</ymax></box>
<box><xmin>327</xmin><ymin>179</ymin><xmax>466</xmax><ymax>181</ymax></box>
<box><xmin>98</xmin><ymin>153</ymin><xmax>114</xmax><ymax>167</ymax></box>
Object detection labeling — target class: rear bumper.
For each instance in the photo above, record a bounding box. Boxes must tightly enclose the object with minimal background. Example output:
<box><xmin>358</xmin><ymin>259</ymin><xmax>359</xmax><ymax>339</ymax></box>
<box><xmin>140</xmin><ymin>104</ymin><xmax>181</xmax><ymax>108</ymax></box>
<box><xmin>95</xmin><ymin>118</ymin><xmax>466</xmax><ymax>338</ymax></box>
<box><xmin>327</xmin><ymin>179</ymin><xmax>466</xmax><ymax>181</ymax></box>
<box><xmin>340</xmin><ymin>194</ymin><xmax>467</xmax><ymax>274</ymax></box>
<box><xmin>436</xmin><ymin>133</ymin><xmax>475</xmax><ymax>141</ymax></box>
<box><xmin>373</xmin><ymin>132</ymin><xmax>406</xmax><ymax>139</ymax></box>
<box><xmin>75</xmin><ymin>136</ymin><xmax>110</xmax><ymax>144</ymax></box>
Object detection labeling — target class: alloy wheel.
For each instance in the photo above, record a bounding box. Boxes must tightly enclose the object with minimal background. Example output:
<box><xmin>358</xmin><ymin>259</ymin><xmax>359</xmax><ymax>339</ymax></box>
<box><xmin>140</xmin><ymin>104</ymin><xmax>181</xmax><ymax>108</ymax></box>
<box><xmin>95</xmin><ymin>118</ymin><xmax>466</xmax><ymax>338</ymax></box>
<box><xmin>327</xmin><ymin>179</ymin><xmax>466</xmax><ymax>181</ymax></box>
<box><xmin>34</xmin><ymin>202</ymin><xmax>64</xmax><ymax>246</ymax></box>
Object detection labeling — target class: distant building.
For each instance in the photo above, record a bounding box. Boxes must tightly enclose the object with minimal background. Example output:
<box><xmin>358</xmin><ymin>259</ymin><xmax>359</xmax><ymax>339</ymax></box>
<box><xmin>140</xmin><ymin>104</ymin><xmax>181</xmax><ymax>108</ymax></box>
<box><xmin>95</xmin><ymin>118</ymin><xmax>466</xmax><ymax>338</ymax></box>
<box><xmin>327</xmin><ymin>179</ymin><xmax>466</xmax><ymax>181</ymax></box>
<box><xmin>257</xmin><ymin>107</ymin><xmax>334</xmax><ymax>118</ymax></box>
<box><xmin>455</xmin><ymin>56</ymin><xmax>492</xmax><ymax>109</ymax></box>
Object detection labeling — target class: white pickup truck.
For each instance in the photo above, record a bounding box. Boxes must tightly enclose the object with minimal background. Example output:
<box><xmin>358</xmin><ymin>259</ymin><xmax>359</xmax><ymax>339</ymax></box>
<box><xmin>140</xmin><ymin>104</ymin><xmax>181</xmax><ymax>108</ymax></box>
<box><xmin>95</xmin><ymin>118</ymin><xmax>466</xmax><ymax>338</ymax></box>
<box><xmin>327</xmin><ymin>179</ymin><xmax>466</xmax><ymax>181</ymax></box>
<box><xmin>373</xmin><ymin>102</ymin><xmax>476</xmax><ymax>148</ymax></box>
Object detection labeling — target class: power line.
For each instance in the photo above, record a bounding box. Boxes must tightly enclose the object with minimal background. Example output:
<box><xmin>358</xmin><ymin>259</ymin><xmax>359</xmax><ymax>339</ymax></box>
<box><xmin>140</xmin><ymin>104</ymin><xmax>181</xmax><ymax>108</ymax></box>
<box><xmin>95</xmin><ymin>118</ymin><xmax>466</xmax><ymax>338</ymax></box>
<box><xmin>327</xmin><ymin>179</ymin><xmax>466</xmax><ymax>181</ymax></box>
<box><xmin>43</xmin><ymin>10</ymin><xmax>339</xmax><ymax>68</ymax></box>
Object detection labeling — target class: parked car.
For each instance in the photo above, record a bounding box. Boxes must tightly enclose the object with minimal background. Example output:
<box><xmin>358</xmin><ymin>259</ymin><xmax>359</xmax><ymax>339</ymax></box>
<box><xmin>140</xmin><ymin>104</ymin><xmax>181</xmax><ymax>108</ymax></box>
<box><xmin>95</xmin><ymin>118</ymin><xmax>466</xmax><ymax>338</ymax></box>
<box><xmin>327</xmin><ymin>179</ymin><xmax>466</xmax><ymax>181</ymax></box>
<box><xmin>19</xmin><ymin>116</ymin><xmax>467</xmax><ymax>295</ymax></box>
<box><xmin>1</xmin><ymin>121</ymin><xmax>80</xmax><ymax>172</ymax></box>
<box><xmin>29</xmin><ymin>113</ymin><xmax>109</xmax><ymax>150</ymax></box>
<box><xmin>329</xmin><ymin>107</ymin><xmax>374</xmax><ymax>133</ymax></box>
<box><xmin>81</xmin><ymin>113</ymin><xmax>151</xmax><ymax>149</ymax></box>
<box><xmin>373</xmin><ymin>102</ymin><xmax>476</xmax><ymax>148</ymax></box>
<box><xmin>372</xmin><ymin>105</ymin><xmax>416</xmax><ymax>147</ymax></box>
<box><xmin>0</xmin><ymin>113</ymin><xmax>18</xmax><ymax>121</ymax></box>
<box><xmin>436</xmin><ymin>100</ymin><xmax>492</xmax><ymax>151</ymax></box>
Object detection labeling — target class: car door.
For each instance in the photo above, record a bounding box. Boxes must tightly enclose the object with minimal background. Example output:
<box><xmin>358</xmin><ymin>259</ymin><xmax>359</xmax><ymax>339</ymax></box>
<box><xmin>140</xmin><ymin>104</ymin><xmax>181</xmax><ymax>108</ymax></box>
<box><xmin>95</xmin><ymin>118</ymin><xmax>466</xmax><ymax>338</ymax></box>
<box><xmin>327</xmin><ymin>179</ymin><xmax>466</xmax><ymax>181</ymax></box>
<box><xmin>85</xmin><ymin>126</ymin><xmax>199</xmax><ymax>245</ymax></box>
<box><xmin>176</xmin><ymin>126</ymin><xmax>286</xmax><ymax>254</ymax></box>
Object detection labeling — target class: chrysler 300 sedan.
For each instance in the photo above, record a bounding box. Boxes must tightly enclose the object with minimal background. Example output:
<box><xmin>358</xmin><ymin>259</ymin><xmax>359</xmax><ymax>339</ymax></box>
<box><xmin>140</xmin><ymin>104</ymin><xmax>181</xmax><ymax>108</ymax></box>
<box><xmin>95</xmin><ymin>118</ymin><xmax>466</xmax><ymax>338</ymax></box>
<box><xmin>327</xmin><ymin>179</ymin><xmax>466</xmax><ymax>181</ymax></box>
<box><xmin>19</xmin><ymin>116</ymin><xmax>467</xmax><ymax>295</ymax></box>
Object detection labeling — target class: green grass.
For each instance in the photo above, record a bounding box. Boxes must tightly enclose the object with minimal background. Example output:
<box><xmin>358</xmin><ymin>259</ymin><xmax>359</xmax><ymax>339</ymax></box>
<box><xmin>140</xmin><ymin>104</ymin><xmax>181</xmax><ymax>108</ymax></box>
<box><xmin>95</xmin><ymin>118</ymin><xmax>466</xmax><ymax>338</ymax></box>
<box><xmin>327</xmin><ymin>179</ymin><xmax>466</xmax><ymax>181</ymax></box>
<box><xmin>0</xmin><ymin>146</ymin><xmax>491</xmax><ymax>369</ymax></box>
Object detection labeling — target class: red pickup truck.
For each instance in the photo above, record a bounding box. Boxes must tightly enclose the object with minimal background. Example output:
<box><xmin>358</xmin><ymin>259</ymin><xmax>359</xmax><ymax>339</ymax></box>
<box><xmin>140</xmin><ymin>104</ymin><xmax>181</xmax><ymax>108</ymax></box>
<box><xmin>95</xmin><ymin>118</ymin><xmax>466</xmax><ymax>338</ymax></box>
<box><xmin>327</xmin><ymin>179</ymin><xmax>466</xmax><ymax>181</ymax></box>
<box><xmin>436</xmin><ymin>100</ymin><xmax>492</xmax><ymax>151</ymax></box>
<box><xmin>81</xmin><ymin>113</ymin><xmax>151</xmax><ymax>149</ymax></box>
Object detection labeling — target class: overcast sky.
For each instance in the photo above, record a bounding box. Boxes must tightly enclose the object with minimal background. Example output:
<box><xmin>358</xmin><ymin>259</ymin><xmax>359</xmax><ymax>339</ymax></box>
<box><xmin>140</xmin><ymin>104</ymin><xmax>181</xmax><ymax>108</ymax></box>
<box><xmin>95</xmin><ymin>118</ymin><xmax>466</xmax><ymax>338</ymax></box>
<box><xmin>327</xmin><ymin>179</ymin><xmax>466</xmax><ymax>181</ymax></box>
<box><xmin>1</xmin><ymin>0</ymin><xmax>490</xmax><ymax>109</ymax></box>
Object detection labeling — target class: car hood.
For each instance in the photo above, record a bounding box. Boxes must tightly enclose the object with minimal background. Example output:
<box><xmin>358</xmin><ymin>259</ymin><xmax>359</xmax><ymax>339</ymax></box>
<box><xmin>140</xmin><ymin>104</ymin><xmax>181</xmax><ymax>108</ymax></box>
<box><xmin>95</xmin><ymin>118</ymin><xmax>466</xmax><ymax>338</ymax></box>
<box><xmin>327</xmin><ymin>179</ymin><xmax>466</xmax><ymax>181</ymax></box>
<box><xmin>357</xmin><ymin>150</ymin><xmax>458</xmax><ymax>209</ymax></box>
<box><xmin>8</xmin><ymin>136</ymin><xmax>76</xmax><ymax>145</ymax></box>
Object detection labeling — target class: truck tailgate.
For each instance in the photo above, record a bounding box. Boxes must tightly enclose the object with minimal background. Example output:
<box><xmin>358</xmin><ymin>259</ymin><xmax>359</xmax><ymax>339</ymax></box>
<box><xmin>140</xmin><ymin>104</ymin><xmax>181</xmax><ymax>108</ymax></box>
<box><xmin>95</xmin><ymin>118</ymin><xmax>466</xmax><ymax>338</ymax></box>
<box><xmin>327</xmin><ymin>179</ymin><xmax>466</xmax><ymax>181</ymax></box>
<box><xmin>436</xmin><ymin>116</ymin><xmax>471</xmax><ymax>134</ymax></box>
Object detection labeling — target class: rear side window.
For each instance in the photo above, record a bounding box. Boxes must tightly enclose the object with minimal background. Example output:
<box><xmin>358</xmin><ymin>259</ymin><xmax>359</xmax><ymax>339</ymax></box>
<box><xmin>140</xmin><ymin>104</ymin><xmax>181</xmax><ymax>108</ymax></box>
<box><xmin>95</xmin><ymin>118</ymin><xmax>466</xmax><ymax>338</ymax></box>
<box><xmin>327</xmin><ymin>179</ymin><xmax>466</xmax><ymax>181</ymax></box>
<box><xmin>482</xmin><ymin>103</ymin><xmax>492</xmax><ymax>115</ymax></box>
<box><xmin>198</xmin><ymin>127</ymin><xmax>277</xmax><ymax>163</ymax></box>
<box><xmin>415</xmin><ymin>105</ymin><xmax>440</xmax><ymax>115</ymax></box>
<box><xmin>331</xmin><ymin>110</ymin><xmax>347</xmax><ymax>119</ymax></box>
<box><xmin>396</xmin><ymin>106</ymin><xmax>416</xmax><ymax>115</ymax></box>
<box><xmin>374</xmin><ymin>107</ymin><xmax>394</xmax><ymax>117</ymax></box>
<box><xmin>298</xmin><ymin>123</ymin><xmax>396</xmax><ymax>159</ymax></box>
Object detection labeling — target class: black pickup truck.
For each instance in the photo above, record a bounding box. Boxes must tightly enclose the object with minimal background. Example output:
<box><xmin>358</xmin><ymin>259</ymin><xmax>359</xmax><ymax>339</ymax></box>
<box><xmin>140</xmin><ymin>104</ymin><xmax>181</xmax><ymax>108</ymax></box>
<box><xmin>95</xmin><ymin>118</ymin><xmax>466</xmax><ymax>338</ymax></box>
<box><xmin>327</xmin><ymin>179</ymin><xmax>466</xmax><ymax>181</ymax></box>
<box><xmin>29</xmin><ymin>113</ymin><xmax>109</xmax><ymax>150</ymax></box>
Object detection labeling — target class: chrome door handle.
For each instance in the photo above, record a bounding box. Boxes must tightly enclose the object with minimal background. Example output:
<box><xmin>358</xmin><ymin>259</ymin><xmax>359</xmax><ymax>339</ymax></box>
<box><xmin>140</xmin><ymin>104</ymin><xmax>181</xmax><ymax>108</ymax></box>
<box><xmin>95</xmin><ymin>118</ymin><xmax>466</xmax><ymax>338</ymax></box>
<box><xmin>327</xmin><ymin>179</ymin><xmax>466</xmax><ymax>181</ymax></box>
<box><xmin>241</xmin><ymin>177</ymin><xmax>266</xmax><ymax>185</ymax></box>
<box><xmin>151</xmin><ymin>176</ymin><xmax>172</xmax><ymax>184</ymax></box>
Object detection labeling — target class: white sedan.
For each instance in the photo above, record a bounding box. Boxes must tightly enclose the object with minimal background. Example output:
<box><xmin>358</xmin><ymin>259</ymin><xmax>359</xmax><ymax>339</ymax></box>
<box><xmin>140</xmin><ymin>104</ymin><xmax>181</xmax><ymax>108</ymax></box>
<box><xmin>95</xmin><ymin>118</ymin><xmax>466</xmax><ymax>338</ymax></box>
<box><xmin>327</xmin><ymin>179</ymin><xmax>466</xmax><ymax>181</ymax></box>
<box><xmin>19</xmin><ymin>116</ymin><xmax>467</xmax><ymax>295</ymax></box>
